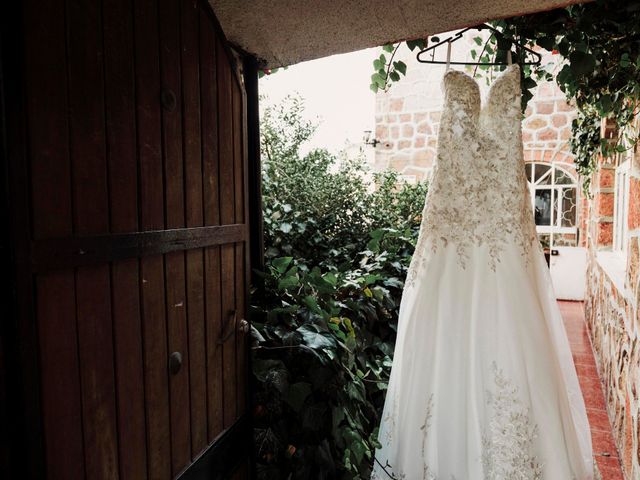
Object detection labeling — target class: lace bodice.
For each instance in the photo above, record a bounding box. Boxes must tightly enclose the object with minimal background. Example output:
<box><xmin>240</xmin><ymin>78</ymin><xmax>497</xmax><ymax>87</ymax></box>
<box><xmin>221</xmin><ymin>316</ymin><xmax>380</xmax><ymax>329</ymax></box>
<box><xmin>407</xmin><ymin>64</ymin><xmax>539</xmax><ymax>285</ymax></box>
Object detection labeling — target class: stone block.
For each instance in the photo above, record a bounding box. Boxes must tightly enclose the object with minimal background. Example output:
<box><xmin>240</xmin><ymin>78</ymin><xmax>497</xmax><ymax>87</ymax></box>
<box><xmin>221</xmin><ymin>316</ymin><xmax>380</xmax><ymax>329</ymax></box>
<box><xmin>556</xmin><ymin>100</ymin><xmax>574</xmax><ymax>112</ymax></box>
<box><xmin>522</xmin><ymin>131</ymin><xmax>533</xmax><ymax>142</ymax></box>
<box><xmin>390</xmin><ymin>98</ymin><xmax>404</xmax><ymax>112</ymax></box>
<box><xmin>537</xmin><ymin>83</ymin><xmax>555</xmax><ymax>97</ymax></box>
<box><xmin>401</xmin><ymin>124</ymin><xmax>414</xmax><ymax>138</ymax></box>
<box><xmin>389</xmin><ymin>155</ymin><xmax>409</xmax><ymax>171</ymax></box>
<box><xmin>414</xmin><ymin>112</ymin><xmax>428</xmax><ymax>123</ymax></box>
<box><xmin>537</xmin><ymin>128</ymin><xmax>558</xmax><ymax>141</ymax></box>
<box><xmin>551</xmin><ymin>114</ymin><xmax>568</xmax><ymax>128</ymax></box>
<box><xmin>624</xmin><ymin>390</ymin><xmax>634</xmax><ymax>474</ymax></box>
<box><xmin>417</xmin><ymin>121</ymin><xmax>432</xmax><ymax>135</ymax></box>
<box><xmin>374</xmin><ymin>155</ymin><xmax>390</xmax><ymax>170</ymax></box>
<box><xmin>375</xmin><ymin>125</ymin><xmax>389</xmax><ymax>139</ymax></box>
<box><xmin>397</xmin><ymin>139</ymin><xmax>411</xmax><ymax>150</ymax></box>
<box><xmin>526</xmin><ymin>117</ymin><xmax>548</xmax><ymax>130</ymax></box>
<box><xmin>626</xmin><ymin>237</ymin><xmax>639</xmax><ymax>293</ymax></box>
<box><xmin>536</xmin><ymin>101</ymin><xmax>555</xmax><ymax>114</ymax></box>
<box><xmin>597</xmin><ymin>221</ymin><xmax>614</xmax><ymax>246</ymax></box>
<box><xmin>597</xmin><ymin>192</ymin><xmax>614</xmax><ymax>217</ymax></box>
<box><xmin>414</xmin><ymin>136</ymin><xmax>426</xmax><ymax>148</ymax></box>
<box><xmin>390</xmin><ymin>125</ymin><xmax>399</xmax><ymax>139</ymax></box>
<box><xmin>599</xmin><ymin>169</ymin><xmax>615</xmax><ymax>189</ymax></box>
<box><xmin>403</xmin><ymin>166</ymin><xmax>429</xmax><ymax>179</ymax></box>
<box><xmin>412</xmin><ymin>149</ymin><xmax>434</xmax><ymax>167</ymax></box>
<box><xmin>399</xmin><ymin>113</ymin><xmax>411</xmax><ymax>122</ymax></box>
<box><xmin>629</xmin><ymin>177</ymin><xmax>640</xmax><ymax>230</ymax></box>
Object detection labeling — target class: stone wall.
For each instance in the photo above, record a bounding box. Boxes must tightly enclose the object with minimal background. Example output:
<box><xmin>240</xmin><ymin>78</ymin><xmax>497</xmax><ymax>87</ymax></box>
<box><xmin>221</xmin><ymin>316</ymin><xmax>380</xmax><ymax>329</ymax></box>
<box><xmin>585</xmin><ymin>135</ymin><xmax>640</xmax><ymax>479</ymax></box>
<box><xmin>373</xmin><ymin>42</ymin><xmax>576</xmax><ymax>176</ymax></box>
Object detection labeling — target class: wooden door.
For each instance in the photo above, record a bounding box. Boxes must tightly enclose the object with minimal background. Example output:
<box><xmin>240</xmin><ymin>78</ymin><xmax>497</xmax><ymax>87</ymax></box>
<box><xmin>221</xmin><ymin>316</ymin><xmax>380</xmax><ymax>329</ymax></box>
<box><xmin>0</xmin><ymin>0</ymin><xmax>253</xmax><ymax>478</ymax></box>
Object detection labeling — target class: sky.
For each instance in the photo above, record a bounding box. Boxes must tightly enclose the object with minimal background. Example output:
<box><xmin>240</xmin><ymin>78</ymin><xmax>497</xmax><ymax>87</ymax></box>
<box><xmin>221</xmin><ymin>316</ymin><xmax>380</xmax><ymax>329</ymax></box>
<box><xmin>259</xmin><ymin>48</ymin><xmax>378</xmax><ymax>155</ymax></box>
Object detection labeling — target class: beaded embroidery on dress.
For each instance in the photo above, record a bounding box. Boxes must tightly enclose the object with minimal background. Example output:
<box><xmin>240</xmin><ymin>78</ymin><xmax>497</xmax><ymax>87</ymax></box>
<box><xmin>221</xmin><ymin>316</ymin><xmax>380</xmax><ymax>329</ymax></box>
<box><xmin>371</xmin><ymin>65</ymin><xmax>595</xmax><ymax>479</ymax></box>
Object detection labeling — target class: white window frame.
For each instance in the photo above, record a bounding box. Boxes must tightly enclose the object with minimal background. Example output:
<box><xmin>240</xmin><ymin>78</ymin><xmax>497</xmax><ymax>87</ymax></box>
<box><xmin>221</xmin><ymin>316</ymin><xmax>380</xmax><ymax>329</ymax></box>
<box><xmin>613</xmin><ymin>159</ymin><xmax>630</xmax><ymax>253</ymax></box>
<box><xmin>525</xmin><ymin>162</ymin><xmax>579</xmax><ymax>247</ymax></box>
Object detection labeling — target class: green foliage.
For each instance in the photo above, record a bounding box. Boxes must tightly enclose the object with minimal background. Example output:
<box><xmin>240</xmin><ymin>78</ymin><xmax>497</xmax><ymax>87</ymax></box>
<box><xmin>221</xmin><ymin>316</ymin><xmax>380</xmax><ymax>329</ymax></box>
<box><xmin>498</xmin><ymin>0</ymin><xmax>640</xmax><ymax>187</ymax></box>
<box><xmin>372</xmin><ymin>0</ymin><xmax>640</xmax><ymax>188</ymax></box>
<box><xmin>261</xmin><ymin>96</ymin><xmax>426</xmax><ymax>269</ymax></box>
<box><xmin>253</xmin><ymin>96</ymin><xmax>427</xmax><ymax>479</ymax></box>
<box><xmin>369</xmin><ymin>42</ymin><xmax>423</xmax><ymax>93</ymax></box>
<box><xmin>570</xmin><ymin>108</ymin><xmax>602</xmax><ymax>194</ymax></box>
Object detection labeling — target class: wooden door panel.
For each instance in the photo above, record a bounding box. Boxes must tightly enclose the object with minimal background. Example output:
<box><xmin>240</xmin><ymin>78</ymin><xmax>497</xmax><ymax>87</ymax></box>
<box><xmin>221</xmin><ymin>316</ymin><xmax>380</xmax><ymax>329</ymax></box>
<box><xmin>141</xmin><ymin>255</ymin><xmax>172</xmax><ymax>479</ymax></box>
<box><xmin>75</xmin><ymin>266</ymin><xmax>119</xmax><ymax>480</ymax></box>
<box><xmin>111</xmin><ymin>259</ymin><xmax>148</xmax><ymax>480</ymax></box>
<box><xmin>103</xmin><ymin>0</ymin><xmax>148</xmax><ymax>475</ymax></box>
<box><xmin>205</xmin><ymin>245</ymin><xmax>225</xmax><ymax>443</ymax></box>
<box><xmin>235</xmin><ymin>242</ymin><xmax>248</xmax><ymax>415</ymax></box>
<box><xmin>36</xmin><ymin>273</ymin><xmax>85</xmax><ymax>480</ymax></box>
<box><xmin>221</xmin><ymin>243</ymin><xmax>237</xmax><ymax>428</ymax></box>
<box><xmin>166</xmin><ymin>250</ymin><xmax>192</xmax><ymax>474</ymax></box>
<box><xmin>181</xmin><ymin>0</ymin><xmax>209</xmax><ymax>457</ymax></box>
<box><xmin>186</xmin><ymin>249</ymin><xmax>209</xmax><ymax>454</ymax></box>
<box><xmin>8</xmin><ymin>0</ymin><xmax>252</xmax><ymax>477</ymax></box>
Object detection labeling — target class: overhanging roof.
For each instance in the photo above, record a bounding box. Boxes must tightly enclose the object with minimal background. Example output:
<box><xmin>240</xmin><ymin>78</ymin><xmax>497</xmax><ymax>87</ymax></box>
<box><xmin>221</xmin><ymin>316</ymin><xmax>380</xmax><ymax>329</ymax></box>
<box><xmin>209</xmin><ymin>0</ymin><xmax>582</xmax><ymax>68</ymax></box>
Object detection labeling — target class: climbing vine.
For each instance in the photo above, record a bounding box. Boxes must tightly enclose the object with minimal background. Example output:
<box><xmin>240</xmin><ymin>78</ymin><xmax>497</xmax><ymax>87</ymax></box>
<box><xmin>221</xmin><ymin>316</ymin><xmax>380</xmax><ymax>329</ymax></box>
<box><xmin>373</xmin><ymin>0</ymin><xmax>640</xmax><ymax>190</ymax></box>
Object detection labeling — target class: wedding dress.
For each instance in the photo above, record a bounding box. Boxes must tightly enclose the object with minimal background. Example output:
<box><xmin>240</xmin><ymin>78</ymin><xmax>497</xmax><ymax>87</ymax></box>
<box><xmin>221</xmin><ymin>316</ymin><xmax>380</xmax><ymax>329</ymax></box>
<box><xmin>371</xmin><ymin>64</ymin><xmax>594</xmax><ymax>479</ymax></box>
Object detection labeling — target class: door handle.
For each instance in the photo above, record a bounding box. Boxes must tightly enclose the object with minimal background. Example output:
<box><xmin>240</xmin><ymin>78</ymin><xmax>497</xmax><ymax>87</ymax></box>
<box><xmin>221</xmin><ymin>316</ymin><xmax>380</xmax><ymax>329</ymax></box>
<box><xmin>239</xmin><ymin>319</ymin><xmax>250</xmax><ymax>334</ymax></box>
<box><xmin>168</xmin><ymin>351</ymin><xmax>182</xmax><ymax>375</ymax></box>
<box><xmin>217</xmin><ymin>310</ymin><xmax>249</xmax><ymax>344</ymax></box>
<box><xmin>218</xmin><ymin>309</ymin><xmax>237</xmax><ymax>345</ymax></box>
<box><xmin>551</xmin><ymin>249</ymin><xmax>559</xmax><ymax>256</ymax></box>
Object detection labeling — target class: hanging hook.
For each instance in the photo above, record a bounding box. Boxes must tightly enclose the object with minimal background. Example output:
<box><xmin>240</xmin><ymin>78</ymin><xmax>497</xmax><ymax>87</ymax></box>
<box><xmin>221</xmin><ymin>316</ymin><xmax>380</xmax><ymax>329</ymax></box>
<box><xmin>416</xmin><ymin>23</ymin><xmax>541</xmax><ymax>67</ymax></box>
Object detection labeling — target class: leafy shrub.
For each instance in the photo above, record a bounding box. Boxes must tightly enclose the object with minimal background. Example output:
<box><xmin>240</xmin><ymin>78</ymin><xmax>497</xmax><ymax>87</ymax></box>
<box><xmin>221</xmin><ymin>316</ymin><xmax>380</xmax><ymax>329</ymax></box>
<box><xmin>252</xmin><ymin>96</ymin><xmax>427</xmax><ymax>479</ymax></box>
<box><xmin>261</xmin><ymin>96</ymin><xmax>426</xmax><ymax>269</ymax></box>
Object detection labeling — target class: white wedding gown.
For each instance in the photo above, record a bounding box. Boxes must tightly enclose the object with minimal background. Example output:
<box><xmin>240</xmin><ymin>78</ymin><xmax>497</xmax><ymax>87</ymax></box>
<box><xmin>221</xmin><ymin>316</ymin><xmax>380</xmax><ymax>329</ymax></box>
<box><xmin>371</xmin><ymin>65</ymin><xmax>594</xmax><ymax>480</ymax></box>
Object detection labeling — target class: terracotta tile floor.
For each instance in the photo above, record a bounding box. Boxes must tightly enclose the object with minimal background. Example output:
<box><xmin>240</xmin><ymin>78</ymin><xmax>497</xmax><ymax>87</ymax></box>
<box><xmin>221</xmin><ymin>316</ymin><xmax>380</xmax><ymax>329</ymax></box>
<box><xmin>558</xmin><ymin>301</ymin><xmax>625</xmax><ymax>480</ymax></box>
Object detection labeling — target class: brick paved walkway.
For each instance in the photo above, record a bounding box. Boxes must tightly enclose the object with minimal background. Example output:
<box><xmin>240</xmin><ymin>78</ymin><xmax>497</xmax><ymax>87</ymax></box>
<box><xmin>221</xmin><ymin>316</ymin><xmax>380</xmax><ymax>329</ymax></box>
<box><xmin>559</xmin><ymin>301</ymin><xmax>624</xmax><ymax>480</ymax></box>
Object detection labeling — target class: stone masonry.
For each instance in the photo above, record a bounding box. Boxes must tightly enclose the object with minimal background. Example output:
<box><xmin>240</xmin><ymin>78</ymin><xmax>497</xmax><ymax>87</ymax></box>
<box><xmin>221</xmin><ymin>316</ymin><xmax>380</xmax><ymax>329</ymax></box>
<box><xmin>585</xmin><ymin>117</ymin><xmax>640</xmax><ymax>479</ymax></box>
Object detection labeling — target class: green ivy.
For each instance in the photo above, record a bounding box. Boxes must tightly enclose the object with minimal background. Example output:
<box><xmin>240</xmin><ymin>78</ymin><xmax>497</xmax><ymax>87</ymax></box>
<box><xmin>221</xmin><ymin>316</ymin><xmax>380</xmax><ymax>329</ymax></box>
<box><xmin>369</xmin><ymin>40</ymin><xmax>426</xmax><ymax>93</ymax></box>
<box><xmin>373</xmin><ymin>0</ymin><xmax>640</xmax><ymax>188</ymax></box>
<box><xmin>570</xmin><ymin>108</ymin><xmax>602</xmax><ymax>193</ymax></box>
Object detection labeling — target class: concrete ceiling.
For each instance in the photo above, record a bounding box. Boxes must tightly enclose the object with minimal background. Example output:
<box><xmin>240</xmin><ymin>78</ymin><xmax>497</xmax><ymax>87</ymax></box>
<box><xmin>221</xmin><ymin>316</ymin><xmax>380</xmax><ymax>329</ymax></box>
<box><xmin>209</xmin><ymin>0</ymin><xmax>583</xmax><ymax>68</ymax></box>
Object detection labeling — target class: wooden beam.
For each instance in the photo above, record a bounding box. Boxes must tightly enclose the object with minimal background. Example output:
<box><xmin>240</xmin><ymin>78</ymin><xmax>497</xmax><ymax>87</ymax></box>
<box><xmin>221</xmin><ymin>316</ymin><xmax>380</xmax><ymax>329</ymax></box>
<box><xmin>30</xmin><ymin>224</ymin><xmax>248</xmax><ymax>272</ymax></box>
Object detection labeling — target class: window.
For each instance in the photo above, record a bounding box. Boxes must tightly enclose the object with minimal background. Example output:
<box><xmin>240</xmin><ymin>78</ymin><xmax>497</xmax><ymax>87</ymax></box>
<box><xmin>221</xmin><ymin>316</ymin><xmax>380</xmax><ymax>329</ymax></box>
<box><xmin>524</xmin><ymin>162</ymin><xmax>579</xmax><ymax>248</ymax></box>
<box><xmin>613</xmin><ymin>159</ymin><xmax>630</xmax><ymax>253</ymax></box>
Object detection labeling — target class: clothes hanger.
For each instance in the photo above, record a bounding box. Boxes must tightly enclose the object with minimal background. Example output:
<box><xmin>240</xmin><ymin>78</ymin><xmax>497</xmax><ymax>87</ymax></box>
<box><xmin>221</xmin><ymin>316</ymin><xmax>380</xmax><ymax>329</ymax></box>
<box><xmin>417</xmin><ymin>23</ymin><xmax>541</xmax><ymax>67</ymax></box>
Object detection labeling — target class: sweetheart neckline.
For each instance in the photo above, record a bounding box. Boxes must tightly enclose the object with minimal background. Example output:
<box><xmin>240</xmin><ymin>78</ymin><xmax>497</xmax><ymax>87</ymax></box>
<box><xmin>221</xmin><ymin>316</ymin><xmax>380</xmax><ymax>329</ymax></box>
<box><xmin>440</xmin><ymin>63</ymin><xmax>521</xmax><ymax>114</ymax></box>
<box><xmin>442</xmin><ymin>63</ymin><xmax>520</xmax><ymax>91</ymax></box>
